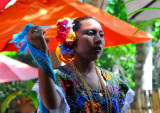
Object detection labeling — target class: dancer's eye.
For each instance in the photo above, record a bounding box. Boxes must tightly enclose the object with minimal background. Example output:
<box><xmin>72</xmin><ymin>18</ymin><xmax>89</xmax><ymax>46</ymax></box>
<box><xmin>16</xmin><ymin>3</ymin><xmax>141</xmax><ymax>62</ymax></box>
<box><xmin>87</xmin><ymin>30</ymin><xmax>94</xmax><ymax>36</ymax></box>
<box><xmin>99</xmin><ymin>32</ymin><xmax>104</xmax><ymax>38</ymax></box>
<box><xmin>87</xmin><ymin>30</ymin><xmax>95</xmax><ymax>36</ymax></box>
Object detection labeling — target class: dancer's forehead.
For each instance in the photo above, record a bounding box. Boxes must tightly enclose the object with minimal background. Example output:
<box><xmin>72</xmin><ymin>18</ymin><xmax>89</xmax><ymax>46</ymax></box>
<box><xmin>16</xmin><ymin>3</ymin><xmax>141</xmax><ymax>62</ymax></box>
<box><xmin>78</xmin><ymin>19</ymin><xmax>103</xmax><ymax>32</ymax></box>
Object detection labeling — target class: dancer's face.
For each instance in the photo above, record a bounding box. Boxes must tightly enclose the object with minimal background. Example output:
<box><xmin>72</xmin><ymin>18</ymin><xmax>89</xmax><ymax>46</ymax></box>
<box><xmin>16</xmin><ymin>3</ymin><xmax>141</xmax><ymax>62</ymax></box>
<box><xmin>74</xmin><ymin>19</ymin><xmax>105</xmax><ymax>61</ymax></box>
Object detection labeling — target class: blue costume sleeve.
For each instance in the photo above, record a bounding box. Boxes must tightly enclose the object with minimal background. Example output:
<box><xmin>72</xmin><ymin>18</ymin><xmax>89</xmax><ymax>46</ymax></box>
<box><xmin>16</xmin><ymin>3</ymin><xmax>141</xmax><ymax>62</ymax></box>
<box><xmin>9</xmin><ymin>24</ymin><xmax>55</xmax><ymax>113</ymax></box>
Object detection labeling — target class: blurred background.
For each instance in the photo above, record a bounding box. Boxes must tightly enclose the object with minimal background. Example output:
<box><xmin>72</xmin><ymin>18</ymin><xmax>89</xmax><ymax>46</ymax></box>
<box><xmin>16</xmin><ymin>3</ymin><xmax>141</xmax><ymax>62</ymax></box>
<box><xmin>0</xmin><ymin>0</ymin><xmax>160</xmax><ymax>113</ymax></box>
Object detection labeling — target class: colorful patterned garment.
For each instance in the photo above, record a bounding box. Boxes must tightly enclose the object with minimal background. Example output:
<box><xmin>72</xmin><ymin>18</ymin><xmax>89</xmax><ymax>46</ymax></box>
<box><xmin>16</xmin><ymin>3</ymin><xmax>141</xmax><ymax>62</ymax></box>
<box><xmin>33</xmin><ymin>66</ymin><xmax>135</xmax><ymax>113</ymax></box>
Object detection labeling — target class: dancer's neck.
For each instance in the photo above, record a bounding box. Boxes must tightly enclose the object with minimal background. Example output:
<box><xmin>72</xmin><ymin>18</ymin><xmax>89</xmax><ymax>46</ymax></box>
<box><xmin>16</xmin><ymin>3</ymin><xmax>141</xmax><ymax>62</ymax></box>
<box><xmin>72</xmin><ymin>56</ymin><xmax>95</xmax><ymax>75</ymax></box>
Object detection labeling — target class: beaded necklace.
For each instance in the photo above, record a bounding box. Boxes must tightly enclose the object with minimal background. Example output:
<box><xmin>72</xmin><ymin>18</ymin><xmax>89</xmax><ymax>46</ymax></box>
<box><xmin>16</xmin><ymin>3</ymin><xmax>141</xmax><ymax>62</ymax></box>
<box><xmin>95</xmin><ymin>66</ymin><xmax>112</xmax><ymax>113</ymax></box>
<box><xmin>70</xmin><ymin>61</ymin><xmax>112</xmax><ymax>113</ymax></box>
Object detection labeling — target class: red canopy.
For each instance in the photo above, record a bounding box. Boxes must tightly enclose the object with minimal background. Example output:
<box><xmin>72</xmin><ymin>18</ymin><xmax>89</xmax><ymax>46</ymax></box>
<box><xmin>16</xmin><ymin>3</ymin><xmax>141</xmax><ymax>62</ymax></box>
<box><xmin>0</xmin><ymin>54</ymin><xmax>38</xmax><ymax>83</ymax></box>
<box><xmin>0</xmin><ymin>0</ymin><xmax>10</xmax><ymax>13</ymax></box>
<box><xmin>0</xmin><ymin>0</ymin><xmax>153</xmax><ymax>52</ymax></box>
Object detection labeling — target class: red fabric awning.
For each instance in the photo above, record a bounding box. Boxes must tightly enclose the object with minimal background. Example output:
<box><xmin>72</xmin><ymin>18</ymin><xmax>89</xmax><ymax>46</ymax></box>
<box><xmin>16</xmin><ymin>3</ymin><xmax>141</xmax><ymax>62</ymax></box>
<box><xmin>0</xmin><ymin>0</ymin><xmax>11</xmax><ymax>13</ymax></box>
<box><xmin>0</xmin><ymin>0</ymin><xmax>153</xmax><ymax>52</ymax></box>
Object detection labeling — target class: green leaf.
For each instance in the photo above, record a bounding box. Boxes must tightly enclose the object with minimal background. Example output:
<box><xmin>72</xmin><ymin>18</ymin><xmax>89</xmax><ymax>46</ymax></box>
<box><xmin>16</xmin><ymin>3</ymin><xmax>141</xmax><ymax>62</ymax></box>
<box><xmin>29</xmin><ymin>91</ymin><xmax>39</xmax><ymax>108</ymax></box>
<box><xmin>124</xmin><ymin>0</ymin><xmax>134</xmax><ymax>4</ymax></box>
<box><xmin>25</xmin><ymin>80</ymin><xmax>35</xmax><ymax>91</ymax></box>
<box><xmin>1</xmin><ymin>91</ymin><xmax>22</xmax><ymax>113</ymax></box>
<box><xmin>132</xmin><ymin>17</ymin><xmax>160</xmax><ymax>37</ymax></box>
<box><xmin>125</xmin><ymin>8</ymin><xmax>160</xmax><ymax>19</ymax></box>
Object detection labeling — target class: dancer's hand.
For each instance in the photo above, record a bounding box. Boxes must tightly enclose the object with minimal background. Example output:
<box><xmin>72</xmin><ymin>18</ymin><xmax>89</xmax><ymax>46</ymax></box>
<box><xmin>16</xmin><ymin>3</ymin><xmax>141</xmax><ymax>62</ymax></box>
<box><xmin>28</xmin><ymin>25</ymin><xmax>48</xmax><ymax>54</ymax></box>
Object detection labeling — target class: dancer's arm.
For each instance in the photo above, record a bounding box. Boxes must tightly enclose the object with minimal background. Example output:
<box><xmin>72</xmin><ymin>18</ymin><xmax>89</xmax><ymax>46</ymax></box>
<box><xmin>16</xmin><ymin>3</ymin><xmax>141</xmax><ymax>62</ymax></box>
<box><xmin>38</xmin><ymin>67</ymin><xmax>61</xmax><ymax>109</ymax></box>
<box><xmin>28</xmin><ymin>25</ymin><xmax>61</xmax><ymax>109</ymax></box>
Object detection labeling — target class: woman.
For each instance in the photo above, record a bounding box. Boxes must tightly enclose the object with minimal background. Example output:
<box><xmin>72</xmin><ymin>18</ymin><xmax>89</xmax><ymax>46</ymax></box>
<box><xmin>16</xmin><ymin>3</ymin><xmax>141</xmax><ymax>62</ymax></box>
<box><xmin>31</xmin><ymin>17</ymin><xmax>134</xmax><ymax>113</ymax></box>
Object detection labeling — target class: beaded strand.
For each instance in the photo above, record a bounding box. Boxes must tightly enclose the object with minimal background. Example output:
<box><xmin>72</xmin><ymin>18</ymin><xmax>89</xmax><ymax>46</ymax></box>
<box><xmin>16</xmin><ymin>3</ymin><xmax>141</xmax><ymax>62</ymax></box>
<box><xmin>95</xmin><ymin>66</ymin><xmax>112</xmax><ymax>113</ymax></box>
<box><xmin>70</xmin><ymin>62</ymin><xmax>96</xmax><ymax>113</ymax></box>
<box><xmin>70</xmin><ymin>61</ymin><xmax>112</xmax><ymax>113</ymax></box>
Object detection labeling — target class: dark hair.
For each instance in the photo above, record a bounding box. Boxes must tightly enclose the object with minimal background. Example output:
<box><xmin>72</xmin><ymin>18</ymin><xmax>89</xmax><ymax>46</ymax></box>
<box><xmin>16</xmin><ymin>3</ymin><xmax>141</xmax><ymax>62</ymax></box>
<box><xmin>73</xmin><ymin>16</ymin><xmax>101</xmax><ymax>32</ymax></box>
